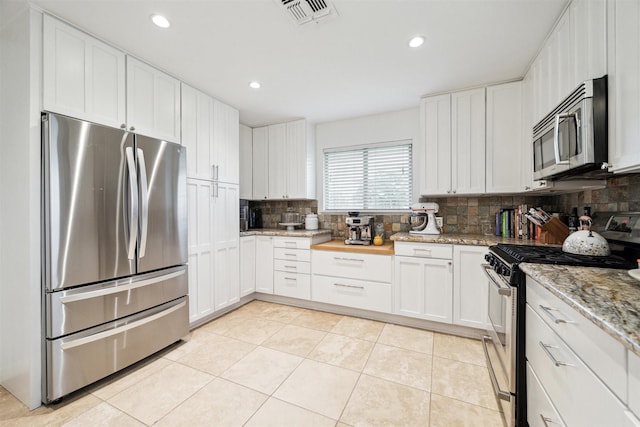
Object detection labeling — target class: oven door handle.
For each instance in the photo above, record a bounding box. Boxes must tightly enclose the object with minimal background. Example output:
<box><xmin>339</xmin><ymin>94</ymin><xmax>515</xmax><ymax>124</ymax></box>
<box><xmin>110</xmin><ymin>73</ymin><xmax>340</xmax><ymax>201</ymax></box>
<box><xmin>482</xmin><ymin>264</ymin><xmax>512</xmax><ymax>297</ymax></box>
<box><xmin>482</xmin><ymin>335</ymin><xmax>512</xmax><ymax>401</ymax></box>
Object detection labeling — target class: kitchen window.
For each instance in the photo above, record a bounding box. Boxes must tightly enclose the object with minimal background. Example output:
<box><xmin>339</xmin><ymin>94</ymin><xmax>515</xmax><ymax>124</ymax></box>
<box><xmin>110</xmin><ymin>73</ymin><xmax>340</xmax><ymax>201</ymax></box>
<box><xmin>323</xmin><ymin>140</ymin><xmax>413</xmax><ymax>211</ymax></box>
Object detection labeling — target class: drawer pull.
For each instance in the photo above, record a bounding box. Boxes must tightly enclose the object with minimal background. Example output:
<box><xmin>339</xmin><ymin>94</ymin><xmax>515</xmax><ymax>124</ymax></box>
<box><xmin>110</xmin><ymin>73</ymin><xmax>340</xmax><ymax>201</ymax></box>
<box><xmin>333</xmin><ymin>256</ymin><xmax>365</xmax><ymax>262</ymax></box>
<box><xmin>284</xmin><ymin>265</ymin><xmax>297</xmax><ymax>269</ymax></box>
<box><xmin>539</xmin><ymin>305</ymin><xmax>572</xmax><ymax>324</ymax></box>
<box><xmin>284</xmin><ymin>241</ymin><xmax>297</xmax><ymax>246</ymax></box>
<box><xmin>413</xmin><ymin>248</ymin><xmax>432</xmax><ymax>255</ymax></box>
<box><xmin>284</xmin><ymin>277</ymin><xmax>297</xmax><ymax>281</ymax></box>
<box><xmin>333</xmin><ymin>283</ymin><xmax>365</xmax><ymax>290</ymax></box>
<box><xmin>284</xmin><ymin>253</ymin><xmax>297</xmax><ymax>257</ymax></box>
<box><xmin>540</xmin><ymin>414</ymin><xmax>556</xmax><ymax>427</ymax></box>
<box><xmin>539</xmin><ymin>341</ymin><xmax>571</xmax><ymax>367</ymax></box>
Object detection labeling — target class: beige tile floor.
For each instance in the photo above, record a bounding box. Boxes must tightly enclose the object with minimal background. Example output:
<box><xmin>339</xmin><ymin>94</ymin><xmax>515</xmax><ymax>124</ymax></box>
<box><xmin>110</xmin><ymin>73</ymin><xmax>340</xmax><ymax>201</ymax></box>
<box><xmin>0</xmin><ymin>301</ymin><xmax>503</xmax><ymax>426</ymax></box>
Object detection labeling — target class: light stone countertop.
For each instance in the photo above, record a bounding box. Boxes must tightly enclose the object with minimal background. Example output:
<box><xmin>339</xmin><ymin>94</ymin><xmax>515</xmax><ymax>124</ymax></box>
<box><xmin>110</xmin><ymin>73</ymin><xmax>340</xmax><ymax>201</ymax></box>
<box><xmin>520</xmin><ymin>263</ymin><xmax>640</xmax><ymax>356</ymax></box>
<box><xmin>240</xmin><ymin>228</ymin><xmax>332</xmax><ymax>238</ymax></box>
<box><xmin>390</xmin><ymin>232</ymin><xmax>560</xmax><ymax>247</ymax></box>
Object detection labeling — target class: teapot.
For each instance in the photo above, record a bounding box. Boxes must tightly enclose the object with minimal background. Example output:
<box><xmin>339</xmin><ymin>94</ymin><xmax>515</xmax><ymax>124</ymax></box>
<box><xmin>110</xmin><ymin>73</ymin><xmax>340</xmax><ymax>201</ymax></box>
<box><xmin>562</xmin><ymin>216</ymin><xmax>611</xmax><ymax>256</ymax></box>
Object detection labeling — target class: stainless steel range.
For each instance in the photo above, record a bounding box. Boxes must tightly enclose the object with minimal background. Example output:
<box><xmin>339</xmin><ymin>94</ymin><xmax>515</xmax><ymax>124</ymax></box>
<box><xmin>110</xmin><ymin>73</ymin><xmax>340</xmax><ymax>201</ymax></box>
<box><xmin>483</xmin><ymin>218</ymin><xmax>638</xmax><ymax>427</ymax></box>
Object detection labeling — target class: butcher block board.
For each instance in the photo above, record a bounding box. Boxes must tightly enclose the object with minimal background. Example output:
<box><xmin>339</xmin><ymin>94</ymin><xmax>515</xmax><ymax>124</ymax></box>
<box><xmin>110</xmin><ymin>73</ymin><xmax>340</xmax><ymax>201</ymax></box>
<box><xmin>311</xmin><ymin>239</ymin><xmax>394</xmax><ymax>255</ymax></box>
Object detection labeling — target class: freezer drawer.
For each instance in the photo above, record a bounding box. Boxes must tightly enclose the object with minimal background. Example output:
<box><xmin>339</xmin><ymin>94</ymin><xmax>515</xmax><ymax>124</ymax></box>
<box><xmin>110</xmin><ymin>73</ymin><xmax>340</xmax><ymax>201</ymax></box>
<box><xmin>46</xmin><ymin>266</ymin><xmax>187</xmax><ymax>338</ymax></box>
<box><xmin>44</xmin><ymin>296</ymin><xmax>188</xmax><ymax>403</ymax></box>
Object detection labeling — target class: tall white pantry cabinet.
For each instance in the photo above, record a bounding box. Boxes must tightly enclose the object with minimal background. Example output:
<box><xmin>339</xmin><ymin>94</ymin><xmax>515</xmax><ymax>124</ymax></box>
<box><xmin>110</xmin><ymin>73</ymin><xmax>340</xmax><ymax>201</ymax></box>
<box><xmin>182</xmin><ymin>83</ymin><xmax>240</xmax><ymax>326</ymax></box>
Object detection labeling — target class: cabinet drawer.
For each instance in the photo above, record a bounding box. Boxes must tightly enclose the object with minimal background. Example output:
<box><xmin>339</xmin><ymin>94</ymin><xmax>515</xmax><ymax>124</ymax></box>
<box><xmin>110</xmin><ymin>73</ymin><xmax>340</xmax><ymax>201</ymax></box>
<box><xmin>630</xmin><ymin>350</ymin><xmax>640</xmax><ymax>419</ymax></box>
<box><xmin>526</xmin><ymin>305</ymin><xmax>634</xmax><ymax>427</ymax></box>
<box><xmin>274</xmin><ymin>271</ymin><xmax>310</xmax><ymax>300</ymax></box>
<box><xmin>274</xmin><ymin>259</ymin><xmax>310</xmax><ymax>275</ymax></box>
<box><xmin>526</xmin><ymin>361</ymin><xmax>566</xmax><ymax>427</ymax></box>
<box><xmin>312</xmin><ymin>274</ymin><xmax>391</xmax><ymax>313</ymax></box>
<box><xmin>394</xmin><ymin>242</ymin><xmax>452</xmax><ymax>259</ymax></box>
<box><xmin>311</xmin><ymin>250</ymin><xmax>392</xmax><ymax>283</ymax></box>
<box><xmin>273</xmin><ymin>237</ymin><xmax>310</xmax><ymax>250</ymax></box>
<box><xmin>527</xmin><ymin>278</ymin><xmax>627</xmax><ymax>402</ymax></box>
<box><xmin>274</xmin><ymin>247</ymin><xmax>310</xmax><ymax>262</ymax></box>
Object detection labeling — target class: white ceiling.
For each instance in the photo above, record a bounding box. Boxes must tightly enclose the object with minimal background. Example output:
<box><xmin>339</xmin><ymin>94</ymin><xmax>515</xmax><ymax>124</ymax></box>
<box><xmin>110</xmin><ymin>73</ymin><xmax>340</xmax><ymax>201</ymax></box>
<box><xmin>30</xmin><ymin>0</ymin><xmax>568</xmax><ymax>127</ymax></box>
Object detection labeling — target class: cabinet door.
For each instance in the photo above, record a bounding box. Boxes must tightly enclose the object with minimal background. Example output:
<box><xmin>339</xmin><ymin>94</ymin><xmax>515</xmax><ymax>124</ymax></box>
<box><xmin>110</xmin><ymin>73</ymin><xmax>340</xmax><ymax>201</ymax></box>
<box><xmin>239</xmin><ymin>124</ymin><xmax>253</xmax><ymax>199</ymax></box>
<box><xmin>126</xmin><ymin>56</ymin><xmax>181</xmax><ymax>143</ymax></box>
<box><xmin>252</xmin><ymin>127</ymin><xmax>269</xmax><ymax>199</ymax></box>
<box><xmin>285</xmin><ymin>120</ymin><xmax>307</xmax><ymax>198</ymax></box>
<box><xmin>213</xmin><ymin>183</ymin><xmax>239</xmax><ymax>311</ymax></box>
<box><xmin>213</xmin><ymin>99</ymin><xmax>239</xmax><ymax>184</ymax></box>
<box><xmin>608</xmin><ymin>0</ymin><xmax>640</xmax><ymax>174</ymax></box>
<box><xmin>571</xmin><ymin>0</ymin><xmax>607</xmax><ymax>86</ymax></box>
<box><xmin>255</xmin><ymin>236</ymin><xmax>274</xmax><ymax>293</ymax></box>
<box><xmin>486</xmin><ymin>82</ymin><xmax>523</xmax><ymax>193</ymax></box>
<box><xmin>419</xmin><ymin>95</ymin><xmax>451</xmax><ymax>196</ymax></box>
<box><xmin>453</xmin><ymin>245</ymin><xmax>489</xmax><ymax>329</ymax></box>
<box><xmin>451</xmin><ymin>88</ymin><xmax>485</xmax><ymax>194</ymax></box>
<box><xmin>521</xmin><ymin>72</ymin><xmax>535</xmax><ymax>191</ymax></box>
<box><xmin>268</xmin><ymin>123</ymin><xmax>287</xmax><ymax>198</ymax></box>
<box><xmin>186</xmin><ymin>178</ymin><xmax>214</xmax><ymax>324</ymax></box>
<box><xmin>394</xmin><ymin>256</ymin><xmax>453</xmax><ymax>324</ymax></box>
<box><xmin>240</xmin><ymin>236</ymin><xmax>256</xmax><ymax>297</ymax></box>
<box><xmin>181</xmin><ymin>84</ymin><xmax>214</xmax><ymax>180</ymax></box>
<box><xmin>548</xmin><ymin>11</ymin><xmax>573</xmax><ymax>106</ymax></box>
<box><xmin>43</xmin><ymin>15</ymin><xmax>125</xmax><ymax>128</ymax></box>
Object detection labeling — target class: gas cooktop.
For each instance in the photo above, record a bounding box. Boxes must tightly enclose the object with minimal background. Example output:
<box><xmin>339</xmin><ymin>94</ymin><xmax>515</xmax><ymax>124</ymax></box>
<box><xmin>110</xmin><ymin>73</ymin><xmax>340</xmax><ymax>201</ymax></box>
<box><xmin>491</xmin><ymin>244</ymin><xmax>635</xmax><ymax>270</ymax></box>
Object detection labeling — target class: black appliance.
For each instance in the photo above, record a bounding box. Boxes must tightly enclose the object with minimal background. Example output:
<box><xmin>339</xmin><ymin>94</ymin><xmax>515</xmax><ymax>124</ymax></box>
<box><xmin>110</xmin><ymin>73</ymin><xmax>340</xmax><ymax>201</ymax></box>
<box><xmin>483</xmin><ymin>238</ymin><xmax>636</xmax><ymax>427</ymax></box>
<box><xmin>249</xmin><ymin>207</ymin><xmax>263</xmax><ymax>229</ymax></box>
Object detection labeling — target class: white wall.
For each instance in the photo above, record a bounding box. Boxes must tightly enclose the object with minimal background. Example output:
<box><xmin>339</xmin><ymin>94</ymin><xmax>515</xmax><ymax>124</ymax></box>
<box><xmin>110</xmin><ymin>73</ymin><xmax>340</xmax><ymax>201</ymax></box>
<box><xmin>0</xmin><ymin>5</ymin><xmax>43</xmax><ymax>409</ymax></box>
<box><xmin>314</xmin><ymin>107</ymin><xmax>420</xmax><ymax>212</ymax></box>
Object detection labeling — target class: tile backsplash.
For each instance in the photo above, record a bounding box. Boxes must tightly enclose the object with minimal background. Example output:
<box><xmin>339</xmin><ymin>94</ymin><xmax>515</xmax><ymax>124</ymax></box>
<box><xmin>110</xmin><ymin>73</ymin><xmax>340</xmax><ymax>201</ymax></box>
<box><xmin>246</xmin><ymin>174</ymin><xmax>640</xmax><ymax>238</ymax></box>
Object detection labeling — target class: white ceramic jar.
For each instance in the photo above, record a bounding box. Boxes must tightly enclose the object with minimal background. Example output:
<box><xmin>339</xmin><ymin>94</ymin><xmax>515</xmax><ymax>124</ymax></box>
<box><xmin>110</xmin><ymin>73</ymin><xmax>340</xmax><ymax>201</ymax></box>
<box><xmin>305</xmin><ymin>213</ymin><xmax>318</xmax><ymax>230</ymax></box>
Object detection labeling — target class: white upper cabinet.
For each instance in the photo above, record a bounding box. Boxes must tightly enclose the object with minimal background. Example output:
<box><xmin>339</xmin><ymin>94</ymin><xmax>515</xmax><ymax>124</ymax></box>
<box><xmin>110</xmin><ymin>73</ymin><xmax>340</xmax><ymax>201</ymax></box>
<box><xmin>607</xmin><ymin>0</ymin><xmax>640</xmax><ymax>174</ymax></box>
<box><xmin>213</xmin><ymin>99</ymin><xmax>240</xmax><ymax>184</ymax></box>
<box><xmin>451</xmin><ymin>88</ymin><xmax>486</xmax><ymax>195</ymax></box>
<box><xmin>43</xmin><ymin>15</ymin><xmax>125</xmax><ymax>128</ymax></box>
<box><xmin>239</xmin><ymin>124</ymin><xmax>253</xmax><ymax>199</ymax></box>
<box><xmin>419</xmin><ymin>94</ymin><xmax>452</xmax><ymax>196</ymax></box>
<box><xmin>126</xmin><ymin>56</ymin><xmax>181</xmax><ymax>143</ymax></box>
<box><xmin>571</xmin><ymin>0</ymin><xmax>607</xmax><ymax>85</ymax></box>
<box><xmin>268</xmin><ymin>123</ymin><xmax>287</xmax><ymax>199</ymax></box>
<box><xmin>252</xmin><ymin>126</ymin><xmax>269</xmax><ymax>199</ymax></box>
<box><xmin>486</xmin><ymin>81</ymin><xmax>523</xmax><ymax>193</ymax></box>
<box><xmin>285</xmin><ymin>120</ymin><xmax>314</xmax><ymax>199</ymax></box>
<box><xmin>181</xmin><ymin>83</ymin><xmax>214</xmax><ymax>180</ymax></box>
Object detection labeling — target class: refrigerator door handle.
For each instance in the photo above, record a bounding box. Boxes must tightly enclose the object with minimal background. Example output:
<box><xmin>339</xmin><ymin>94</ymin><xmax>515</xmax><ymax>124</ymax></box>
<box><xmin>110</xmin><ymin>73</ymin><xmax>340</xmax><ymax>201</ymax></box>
<box><xmin>137</xmin><ymin>148</ymin><xmax>149</xmax><ymax>258</ymax></box>
<box><xmin>125</xmin><ymin>147</ymin><xmax>138</xmax><ymax>260</ymax></box>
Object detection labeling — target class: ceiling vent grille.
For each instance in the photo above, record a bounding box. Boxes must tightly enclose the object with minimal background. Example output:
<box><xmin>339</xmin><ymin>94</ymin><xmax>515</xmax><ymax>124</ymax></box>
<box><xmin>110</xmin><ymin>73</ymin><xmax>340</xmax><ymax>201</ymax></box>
<box><xmin>279</xmin><ymin>0</ymin><xmax>337</xmax><ymax>26</ymax></box>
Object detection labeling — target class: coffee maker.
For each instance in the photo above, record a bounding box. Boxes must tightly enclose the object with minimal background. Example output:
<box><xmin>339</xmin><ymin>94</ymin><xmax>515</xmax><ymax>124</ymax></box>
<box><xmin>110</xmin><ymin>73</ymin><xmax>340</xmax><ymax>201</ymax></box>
<box><xmin>344</xmin><ymin>213</ymin><xmax>374</xmax><ymax>245</ymax></box>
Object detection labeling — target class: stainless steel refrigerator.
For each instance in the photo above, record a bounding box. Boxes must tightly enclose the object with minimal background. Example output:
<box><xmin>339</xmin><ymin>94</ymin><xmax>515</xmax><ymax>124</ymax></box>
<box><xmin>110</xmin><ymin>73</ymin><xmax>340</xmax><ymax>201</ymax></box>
<box><xmin>42</xmin><ymin>113</ymin><xmax>189</xmax><ymax>403</ymax></box>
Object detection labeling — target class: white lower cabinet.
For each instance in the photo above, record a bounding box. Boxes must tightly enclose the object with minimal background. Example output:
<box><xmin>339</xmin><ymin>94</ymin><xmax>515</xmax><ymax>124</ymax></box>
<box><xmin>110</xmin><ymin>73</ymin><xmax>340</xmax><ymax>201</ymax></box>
<box><xmin>394</xmin><ymin>255</ymin><xmax>452</xmax><ymax>323</ymax></box>
<box><xmin>255</xmin><ymin>236</ymin><xmax>274</xmax><ymax>294</ymax></box>
<box><xmin>629</xmin><ymin>350</ymin><xmax>640</xmax><ymax>420</ymax></box>
<box><xmin>312</xmin><ymin>250</ymin><xmax>392</xmax><ymax>313</ymax></box>
<box><xmin>526</xmin><ymin>361</ymin><xmax>566</xmax><ymax>427</ymax></box>
<box><xmin>186</xmin><ymin>178</ymin><xmax>214</xmax><ymax>324</ymax></box>
<box><xmin>526</xmin><ymin>277</ymin><xmax>638</xmax><ymax>427</ymax></box>
<box><xmin>240</xmin><ymin>236</ymin><xmax>256</xmax><ymax>297</ymax></box>
<box><xmin>273</xmin><ymin>237</ymin><xmax>312</xmax><ymax>299</ymax></box>
<box><xmin>212</xmin><ymin>183</ymin><xmax>239</xmax><ymax>311</ymax></box>
<box><xmin>452</xmin><ymin>245</ymin><xmax>488</xmax><ymax>329</ymax></box>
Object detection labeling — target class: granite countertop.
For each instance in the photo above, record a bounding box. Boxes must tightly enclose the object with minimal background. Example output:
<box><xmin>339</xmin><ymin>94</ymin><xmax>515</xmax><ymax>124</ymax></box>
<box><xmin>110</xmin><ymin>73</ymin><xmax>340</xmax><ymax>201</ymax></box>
<box><xmin>390</xmin><ymin>232</ymin><xmax>560</xmax><ymax>247</ymax></box>
<box><xmin>240</xmin><ymin>228</ymin><xmax>332</xmax><ymax>238</ymax></box>
<box><xmin>520</xmin><ymin>263</ymin><xmax>640</xmax><ymax>356</ymax></box>
<box><xmin>311</xmin><ymin>239</ymin><xmax>395</xmax><ymax>255</ymax></box>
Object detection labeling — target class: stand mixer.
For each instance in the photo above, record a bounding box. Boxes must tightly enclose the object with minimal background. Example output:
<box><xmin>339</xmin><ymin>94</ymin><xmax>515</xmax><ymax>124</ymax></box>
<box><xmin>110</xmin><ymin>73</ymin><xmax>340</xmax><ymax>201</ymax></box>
<box><xmin>409</xmin><ymin>202</ymin><xmax>440</xmax><ymax>235</ymax></box>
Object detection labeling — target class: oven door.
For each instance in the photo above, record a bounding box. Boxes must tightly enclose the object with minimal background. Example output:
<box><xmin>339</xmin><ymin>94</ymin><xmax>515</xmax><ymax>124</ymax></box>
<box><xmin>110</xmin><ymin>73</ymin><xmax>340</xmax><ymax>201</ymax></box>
<box><xmin>482</xmin><ymin>264</ymin><xmax>516</xmax><ymax>427</ymax></box>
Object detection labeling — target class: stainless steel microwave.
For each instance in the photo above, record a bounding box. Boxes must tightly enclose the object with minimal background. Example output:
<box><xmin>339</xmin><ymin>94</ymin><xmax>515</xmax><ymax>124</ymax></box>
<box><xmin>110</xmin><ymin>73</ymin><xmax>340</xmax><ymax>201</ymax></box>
<box><xmin>532</xmin><ymin>76</ymin><xmax>608</xmax><ymax>181</ymax></box>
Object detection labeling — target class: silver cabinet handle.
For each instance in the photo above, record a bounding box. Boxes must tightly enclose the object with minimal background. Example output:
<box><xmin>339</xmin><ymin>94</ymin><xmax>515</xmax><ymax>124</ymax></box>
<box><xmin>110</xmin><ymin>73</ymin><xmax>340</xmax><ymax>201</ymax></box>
<box><xmin>539</xmin><ymin>341</ymin><xmax>570</xmax><ymax>367</ymax></box>
<box><xmin>284</xmin><ymin>277</ymin><xmax>297</xmax><ymax>281</ymax></box>
<box><xmin>120</xmin><ymin>124</ymin><xmax>127</xmax><ymax>129</ymax></box>
<box><xmin>540</xmin><ymin>414</ymin><xmax>555</xmax><ymax>427</ymax></box>
<box><xmin>334</xmin><ymin>283</ymin><xmax>364</xmax><ymax>290</ymax></box>
<box><xmin>129</xmin><ymin>126</ymin><xmax>135</xmax><ymax>131</ymax></box>
<box><xmin>283</xmin><ymin>241</ymin><xmax>298</xmax><ymax>246</ymax></box>
<box><xmin>284</xmin><ymin>253</ymin><xmax>297</xmax><ymax>257</ymax></box>
<box><xmin>539</xmin><ymin>305</ymin><xmax>572</xmax><ymax>324</ymax></box>
<box><xmin>136</xmin><ymin>148</ymin><xmax>149</xmax><ymax>258</ymax></box>
<box><xmin>333</xmin><ymin>256</ymin><xmax>365</xmax><ymax>262</ymax></box>
<box><xmin>481</xmin><ymin>336</ymin><xmax>511</xmax><ymax>401</ymax></box>
<box><xmin>216</xmin><ymin>165</ymin><xmax>219</xmax><ymax>181</ymax></box>
<box><xmin>283</xmin><ymin>265</ymin><xmax>297</xmax><ymax>269</ymax></box>
<box><xmin>124</xmin><ymin>147</ymin><xmax>139</xmax><ymax>260</ymax></box>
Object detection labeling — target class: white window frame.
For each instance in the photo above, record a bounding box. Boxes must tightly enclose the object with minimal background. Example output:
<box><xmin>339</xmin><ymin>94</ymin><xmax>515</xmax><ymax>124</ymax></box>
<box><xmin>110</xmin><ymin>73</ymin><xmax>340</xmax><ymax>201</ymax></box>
<box><xmin>322</xmin><ymin>139</ymin><xmax>413</xmax><ymax>213</ymax></box>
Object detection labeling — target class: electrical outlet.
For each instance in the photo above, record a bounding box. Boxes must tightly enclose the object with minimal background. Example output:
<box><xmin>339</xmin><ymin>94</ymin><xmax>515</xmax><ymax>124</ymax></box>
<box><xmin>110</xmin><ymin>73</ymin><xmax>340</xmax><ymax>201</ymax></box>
<box><xmin>436</xmin><ymin>216</ymin><xmax>443</xmax><ymax>228</ymax></box>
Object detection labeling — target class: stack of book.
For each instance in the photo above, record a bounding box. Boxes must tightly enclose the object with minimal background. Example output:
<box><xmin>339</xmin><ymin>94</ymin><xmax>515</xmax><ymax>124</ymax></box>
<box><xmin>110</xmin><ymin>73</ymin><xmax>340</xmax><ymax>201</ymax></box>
<box><xmin>496</xmin><ymin>205</ymin><xmax>542</xmax><ymax>240</ymax></box>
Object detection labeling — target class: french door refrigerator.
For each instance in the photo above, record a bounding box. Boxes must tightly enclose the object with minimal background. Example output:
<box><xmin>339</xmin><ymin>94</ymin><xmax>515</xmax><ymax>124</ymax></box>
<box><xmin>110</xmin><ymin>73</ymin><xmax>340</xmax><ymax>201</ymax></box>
<box><xmin>42</xmin><ymin>112</ymin><xmax>188</xmax><ymax>403</ymax></box>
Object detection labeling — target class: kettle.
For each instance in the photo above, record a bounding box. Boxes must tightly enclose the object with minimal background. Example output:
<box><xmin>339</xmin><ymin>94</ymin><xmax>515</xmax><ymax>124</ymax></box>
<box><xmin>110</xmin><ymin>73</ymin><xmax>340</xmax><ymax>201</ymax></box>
<box><xmin>562</xmin><ymin>216</ymin><xmax>611</xmax><ymax>256</ymax></box>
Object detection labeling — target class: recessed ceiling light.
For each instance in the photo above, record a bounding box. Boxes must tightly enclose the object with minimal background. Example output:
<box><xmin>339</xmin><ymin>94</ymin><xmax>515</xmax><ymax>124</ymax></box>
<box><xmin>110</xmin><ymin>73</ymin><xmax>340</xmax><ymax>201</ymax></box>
<box><xmin>408</xmin><ymin>36</ymin><xmax>425</xmax><ymax>48</ymax></box>
<box><xmin>249</xmin><ymin>81</ymin><xmax>261</xmax><ymax>89</ymax></box>
<box><xmin>151</xmin><ymin>14</ymin><xmax>171</xmax><ymax>29</ymax></box>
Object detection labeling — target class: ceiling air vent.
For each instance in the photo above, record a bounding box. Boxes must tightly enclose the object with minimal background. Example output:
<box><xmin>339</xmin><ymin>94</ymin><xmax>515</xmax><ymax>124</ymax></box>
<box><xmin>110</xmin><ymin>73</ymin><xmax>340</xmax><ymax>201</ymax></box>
<box><xmin>279</xmin><ymin>0</ymin><xmax>337</xmax><ymax>26</ymax></box>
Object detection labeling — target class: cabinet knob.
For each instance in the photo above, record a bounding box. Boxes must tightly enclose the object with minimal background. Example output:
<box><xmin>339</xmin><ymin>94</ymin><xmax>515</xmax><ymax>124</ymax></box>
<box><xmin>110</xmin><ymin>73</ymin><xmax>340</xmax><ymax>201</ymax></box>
<box><xmin>120</xmin><ymin>124</ymin><xmax>126</xmax><ymax>129</ymax></box>
<box><xmin>129</xmin><ymin>126</ymin><xmax>135</xmax><ymax>131</ymax></box>
<box><xmin>452</xmin><ymin>190</ymin><xmax>456</xmax><ymax>194</ymax></box>
<box><xmin>539</xmin><ymin>181</ymin><xmax>545</xmax><ymax>186</ymax></box>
